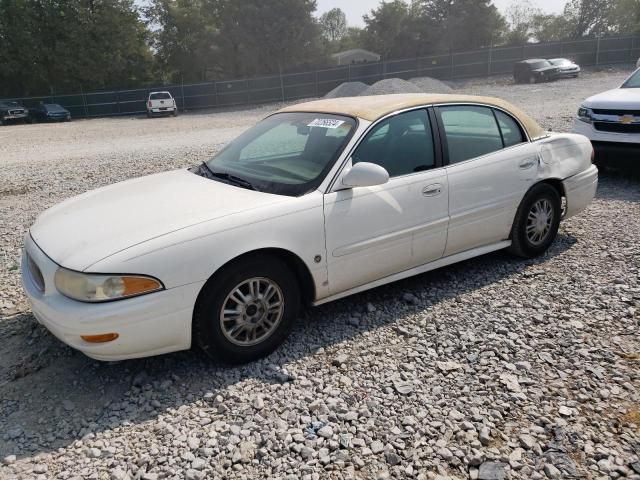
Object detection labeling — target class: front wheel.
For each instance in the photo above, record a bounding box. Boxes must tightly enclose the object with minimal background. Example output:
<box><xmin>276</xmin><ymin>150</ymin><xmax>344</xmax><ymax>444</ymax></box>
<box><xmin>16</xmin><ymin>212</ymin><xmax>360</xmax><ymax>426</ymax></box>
<box><xmin>193</xmin><ymin>255</ymin><xmax>300</xmax><ymax>364</ymax></box>
<box><xmin>508</xmin><ymin>183</ymin><xmax>561</xmax><ymax>258</ymax></box>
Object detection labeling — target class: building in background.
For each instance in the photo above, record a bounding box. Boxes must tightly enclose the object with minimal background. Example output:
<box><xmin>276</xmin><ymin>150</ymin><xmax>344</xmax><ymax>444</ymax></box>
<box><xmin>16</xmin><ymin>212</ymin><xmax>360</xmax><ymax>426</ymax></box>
<box><xmin>331</xmin><ymin>49</ymin><xmax>381</xmax><ymax>66</ymax></box>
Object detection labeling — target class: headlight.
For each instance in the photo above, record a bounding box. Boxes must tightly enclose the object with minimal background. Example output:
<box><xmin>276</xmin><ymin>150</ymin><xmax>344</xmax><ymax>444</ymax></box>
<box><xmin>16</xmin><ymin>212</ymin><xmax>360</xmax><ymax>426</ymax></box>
<box><xmin>577</xmin><ymin>106</ymin><xmax>593</xmax><ymax>123</ymax></box>
<box><xmin>54</xmin><ymin>268</ymin><xmax>163</xmax><ymax>302</ymax></box>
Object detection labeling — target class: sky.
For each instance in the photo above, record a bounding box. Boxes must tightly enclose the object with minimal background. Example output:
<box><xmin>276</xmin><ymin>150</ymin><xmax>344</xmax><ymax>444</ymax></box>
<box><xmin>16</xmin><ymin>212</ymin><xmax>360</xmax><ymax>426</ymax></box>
<box><xmin>315</xmin><ymin>0</ymin><xmax>567</xmax><ymax>27</ymax></box>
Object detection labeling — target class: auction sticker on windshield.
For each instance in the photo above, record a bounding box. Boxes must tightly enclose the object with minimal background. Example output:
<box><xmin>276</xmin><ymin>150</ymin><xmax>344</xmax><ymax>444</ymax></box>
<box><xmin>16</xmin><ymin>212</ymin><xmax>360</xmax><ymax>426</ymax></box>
<box><xmin>308</xmin><ymin>118</ymin><xmax>345</xmax><ymax>129</ymax></box>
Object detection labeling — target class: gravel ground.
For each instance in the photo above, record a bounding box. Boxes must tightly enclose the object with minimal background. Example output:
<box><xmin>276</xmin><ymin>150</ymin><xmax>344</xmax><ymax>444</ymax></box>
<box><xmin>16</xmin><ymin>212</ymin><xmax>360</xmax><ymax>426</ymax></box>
<box><xmin>1</xmin><ymin>68</ymin><xmax>639</xmax><ymax>480</ymax></box>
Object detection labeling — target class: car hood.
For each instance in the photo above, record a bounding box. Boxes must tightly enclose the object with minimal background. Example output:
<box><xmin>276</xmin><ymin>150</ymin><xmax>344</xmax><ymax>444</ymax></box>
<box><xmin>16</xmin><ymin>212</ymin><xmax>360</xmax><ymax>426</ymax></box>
<box><xmin>583</xmin><ymin>88</ymin><xmax>640</xmax><ymax>109</ymax></box>
<box><xmin>30</xmin><ymin>169</ymin><xmax>288</xmax><ymax>271</ymax></box>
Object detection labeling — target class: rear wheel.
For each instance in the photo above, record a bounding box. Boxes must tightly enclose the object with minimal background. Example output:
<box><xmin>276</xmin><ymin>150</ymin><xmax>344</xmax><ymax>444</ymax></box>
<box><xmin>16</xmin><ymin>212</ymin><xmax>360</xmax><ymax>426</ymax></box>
<box><xmin>528</xmin><ymin>74</ymin><xmax>537</xmax><ymax>84</ymax></box>
<box><xmin>193</xmin><ymin>254</ymin><xmax>300</xmax><ymax>364</ymax></box>
<box><xmin>508</xmin><ymin>183</ymin><xmax>561</xmax><ymax>258</ymax></box>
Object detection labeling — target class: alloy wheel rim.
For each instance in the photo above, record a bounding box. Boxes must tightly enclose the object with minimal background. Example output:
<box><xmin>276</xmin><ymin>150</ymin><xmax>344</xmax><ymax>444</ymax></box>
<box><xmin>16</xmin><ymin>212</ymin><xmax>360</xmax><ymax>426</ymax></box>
<box><xmin>220</xmin><ymin>277</ymin><xmax>284</xmax><ymax>347</ymax></box>
<box><xmin>526</xmin><ymin>199</ymin><xmax>554</xmax><ymax>246</ymax></box>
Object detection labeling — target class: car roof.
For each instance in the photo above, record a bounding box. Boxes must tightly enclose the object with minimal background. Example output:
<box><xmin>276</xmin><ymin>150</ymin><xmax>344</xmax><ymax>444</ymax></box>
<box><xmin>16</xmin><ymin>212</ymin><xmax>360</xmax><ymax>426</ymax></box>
<box><xmin>149</xmin><ymin>91</ymin><xmax>171</xmax><ymax>94</ymax></box>
<box><xmin>279</xmin><ymin>93</ymin><xmax>546</xmax><ymax>139</ymax></box>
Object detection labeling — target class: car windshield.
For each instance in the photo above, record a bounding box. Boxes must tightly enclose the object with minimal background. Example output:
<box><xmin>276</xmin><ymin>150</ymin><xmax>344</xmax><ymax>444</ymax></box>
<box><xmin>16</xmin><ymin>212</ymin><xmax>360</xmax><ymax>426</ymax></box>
<box><xmin>622</xmin><ymin>70</ymin><xmax>640</xmax><ymax>88</ymax></box>
<box><xmin>45</xmin><ymin>104</ymin><xmax>66</xmax><ymax>112</ymax></box>
<box><xmin>530</xmin><ymin>60</ymin><xmax>552</xmax><ymax>69</ymax></box>
<box><xmin>150</xmin><ymin>92</ymin><xmax>172</xmax><ymax>100</ymax></box>
<box><xmin>204</xmin><ymin>112</ymin><xmax>356</xmax><ymax>196</ymax></box>
<box><xmin>549</xmin><ymin>59</ymin><xmax>570</xmax><ymax>66</ymax></box>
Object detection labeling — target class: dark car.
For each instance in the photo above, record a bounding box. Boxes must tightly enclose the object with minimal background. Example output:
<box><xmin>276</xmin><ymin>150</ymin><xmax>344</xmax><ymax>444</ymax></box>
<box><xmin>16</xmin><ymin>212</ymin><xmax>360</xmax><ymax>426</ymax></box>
<box><xmin>29</xmin><ymin>103</ymin><xmax>71</xmax><ymax>122</ymax></box>
<box><xmin>514</xmin><ymin>59</ymin><xmax>560</xmax><ymax>84</ymax></box>
<box><xmin>0</xmin><ymin>101</ymin><xmax>29</xmax><ymax>125</ymax></box>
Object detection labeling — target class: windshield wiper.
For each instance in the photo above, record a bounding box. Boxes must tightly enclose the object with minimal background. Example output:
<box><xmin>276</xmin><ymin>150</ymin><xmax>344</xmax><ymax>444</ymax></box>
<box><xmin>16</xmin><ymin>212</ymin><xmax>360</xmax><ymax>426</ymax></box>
<box><xmin>198</xmin><ymin>162</ymin><xmax>256</xmax><ymax>191</ymax></box>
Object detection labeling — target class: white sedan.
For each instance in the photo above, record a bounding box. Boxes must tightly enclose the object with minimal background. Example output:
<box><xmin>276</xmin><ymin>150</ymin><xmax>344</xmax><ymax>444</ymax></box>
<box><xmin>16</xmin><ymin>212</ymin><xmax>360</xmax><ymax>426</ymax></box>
<box><xmin>22</xmin><ymin>94</ymin><xmax>598</xmax><ymax>363</ymax></box>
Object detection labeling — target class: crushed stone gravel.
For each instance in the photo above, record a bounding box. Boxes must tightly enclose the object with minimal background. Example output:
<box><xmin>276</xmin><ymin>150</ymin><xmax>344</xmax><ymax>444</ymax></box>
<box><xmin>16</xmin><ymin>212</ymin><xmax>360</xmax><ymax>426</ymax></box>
<box><xmin>1</xmin><ymin>67</ymin><xmax>639</xmax><ymax>480</ymax></box>
<box><xmin>360</xmin><ymin>78</ymin><xmax>424</xmax><ymax>96</ymax></box>
<box><xmin>324</xmin><ymin>81</ymin><xmax>368</xmax><ymax>98</ymax></box>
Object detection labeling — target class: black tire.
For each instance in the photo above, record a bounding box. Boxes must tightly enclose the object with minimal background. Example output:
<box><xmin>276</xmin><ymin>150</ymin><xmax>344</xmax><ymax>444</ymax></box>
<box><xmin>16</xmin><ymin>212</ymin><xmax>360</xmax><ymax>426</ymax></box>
<box><xmin>172</xmin><ymin>109</ymin><xmax>178</xmax><ymax>117</ymax></box>
<box><xmin>508</xmin><ymin>183</ymin><xmax>561</xmax><ymax>258</ymax></box>
<box><xmin>528</xmin><ymin>74</ymin><xmax>537</xmax><ymax>84</ymax></box>
<box><xmin>193</xmin><ymin>254</ymin><xmax>300</xmax><ymax>364</ymax></box>
<box><xmin>146</xmin><ymin>111</ymin><xmax>152</xmax><ymax>118</ymax></box>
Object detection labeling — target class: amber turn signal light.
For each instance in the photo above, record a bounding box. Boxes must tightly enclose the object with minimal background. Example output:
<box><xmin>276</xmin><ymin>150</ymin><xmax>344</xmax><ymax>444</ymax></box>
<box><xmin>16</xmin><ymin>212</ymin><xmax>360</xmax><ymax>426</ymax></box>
<box><xmin>81</xmin><ymin>333</ymin><xmax>119</xmax><ymax>343</ymax></box>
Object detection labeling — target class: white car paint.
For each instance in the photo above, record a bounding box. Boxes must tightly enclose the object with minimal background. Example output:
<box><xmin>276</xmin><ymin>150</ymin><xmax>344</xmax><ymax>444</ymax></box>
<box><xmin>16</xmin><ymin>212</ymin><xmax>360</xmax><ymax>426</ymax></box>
<box><xmin>22</xmin><ymin>99</ymin><xmax>598</xmax><ymax>361</ymax></box>
<box><xmin>147</xmin><ymin>91</ymin><xmax>177</xmax><ymax>115</ymax></box>
<box><xmin>573</xmin><ymin>69</ymin><xmax>640</xmax><ymax>145</ymax></box>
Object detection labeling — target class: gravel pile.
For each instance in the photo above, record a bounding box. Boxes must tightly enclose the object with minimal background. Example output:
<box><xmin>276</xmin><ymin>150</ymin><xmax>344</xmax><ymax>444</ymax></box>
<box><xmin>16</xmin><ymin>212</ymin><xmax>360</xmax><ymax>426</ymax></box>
<box><xmin>1</xmin><ymin>69</ymin><xmax>639</xmax><ymax>480</ymax></box>
<box><xmin>324</xmin><ymin>81</ymin><xmax>368</xmax><ymax>98</ymax></box>
<box><xmin>360</xmin><ymin>78</ymin><xmax>424</xmax><ymax>96</ymax></box>
<box><xmin>409</xmin><ymin>77</ymin><xmax>454</xmax><ymax>94</ymax></box>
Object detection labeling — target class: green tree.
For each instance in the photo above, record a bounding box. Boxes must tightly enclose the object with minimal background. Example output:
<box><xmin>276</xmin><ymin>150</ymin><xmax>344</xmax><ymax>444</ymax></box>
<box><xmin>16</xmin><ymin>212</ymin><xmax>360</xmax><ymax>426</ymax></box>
<box><xmin>530</xmin><ymin>13</ymin><xmax>572</xmax><ymax>41</ymax></box>
<box><xmin>362</xmin><ymin>1</ymin><xmax>419</xmax><ymax>59</ymax></box>
<box><xmin>563</xmin><ymin>0</ymin><xmax>611</xmax><ymax>37</ymax></box>
<box><xmin>416</xmin><ymin>0</ymin><xmax>507</xmax><ymax>52</ymax></box>
<box><xmin>148</xmin><ymin>0</ymin><xmax>322</xmax><ymax>81</ymax></box>
<box><xmin>320</xmin><ymin>7</ymin><xmax>347</xmax><ymax>42</ymax></box>
<box><xmin>0</xmin><ymin>0</ymin><xmax>153</xmax><ymax>98</ymax></box>
<box><xmin>503</xmin><ymin>0</ymin><xmax>540</xmax><ymax>44</ymax></box>
<box><xmin>607</xmin><ymin>0</ymin><xmax>640</xmax><ymax>34</ymax></box>
<box><xmin>146</xmin><ymin>0</ymin><xmax>217</xmax><ymax>82</ymax></box>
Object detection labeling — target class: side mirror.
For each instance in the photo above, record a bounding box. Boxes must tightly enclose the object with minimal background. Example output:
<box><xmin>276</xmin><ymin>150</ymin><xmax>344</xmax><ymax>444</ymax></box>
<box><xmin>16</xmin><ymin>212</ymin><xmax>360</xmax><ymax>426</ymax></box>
<box><xmin>341</xmin><ymin>162</ymin><xmax>389</xmax><ymax>188</ymax></box>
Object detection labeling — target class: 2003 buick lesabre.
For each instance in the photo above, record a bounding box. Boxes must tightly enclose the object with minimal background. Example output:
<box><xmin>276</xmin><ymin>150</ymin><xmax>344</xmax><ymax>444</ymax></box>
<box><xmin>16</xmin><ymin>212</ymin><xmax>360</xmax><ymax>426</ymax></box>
<box><xmin>22</xmin><ymin>94</ymin><xmax>598</xmax><ymax>363</ymax></box>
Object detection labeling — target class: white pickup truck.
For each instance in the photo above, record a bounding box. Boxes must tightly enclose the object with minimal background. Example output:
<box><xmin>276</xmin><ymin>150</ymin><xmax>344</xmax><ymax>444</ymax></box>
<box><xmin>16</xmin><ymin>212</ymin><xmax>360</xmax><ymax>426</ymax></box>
<box><xmin>147</xmin><ymin>91</ymin><xmax>178</xmax><ymax>117</ymax></box>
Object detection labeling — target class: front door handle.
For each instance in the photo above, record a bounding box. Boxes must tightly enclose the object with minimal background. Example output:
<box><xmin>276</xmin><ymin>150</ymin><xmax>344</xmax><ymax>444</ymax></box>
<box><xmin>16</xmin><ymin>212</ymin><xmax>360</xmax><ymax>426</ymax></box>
<box><xmin>422</xmin><ymin>184</ymin><xmax>443</xmax><ymax>197</ymax></box>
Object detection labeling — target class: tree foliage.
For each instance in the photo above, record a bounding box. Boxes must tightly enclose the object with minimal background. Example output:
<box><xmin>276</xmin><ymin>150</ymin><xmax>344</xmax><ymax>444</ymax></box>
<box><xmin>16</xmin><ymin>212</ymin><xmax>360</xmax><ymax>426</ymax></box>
<box><xmin>147</xmin><ymin>0</ymin><xmax>322</xmax><ymax>81</ymax></box>
<box><xmin>0</xmin><ymin>0</ymin><xmax>153</xmax><ymax>98</ymax></box>
<box><xmin>320</xmin><ymin>7</ymin><xmax>347</xmax><ymax>42</ymax></box>
<box><xmin>3</xmin><ymin>0</ymin><xmax>640</xmax><ymax>99</ymax></box>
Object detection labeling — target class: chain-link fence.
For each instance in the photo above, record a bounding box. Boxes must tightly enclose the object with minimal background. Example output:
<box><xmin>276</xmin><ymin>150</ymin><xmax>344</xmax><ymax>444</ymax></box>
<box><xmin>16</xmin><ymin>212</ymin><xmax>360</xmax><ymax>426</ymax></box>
<box><xmin>4</xmin><ymin>35</ymin><xmax>640</xmax><ymax>119</ymax></box>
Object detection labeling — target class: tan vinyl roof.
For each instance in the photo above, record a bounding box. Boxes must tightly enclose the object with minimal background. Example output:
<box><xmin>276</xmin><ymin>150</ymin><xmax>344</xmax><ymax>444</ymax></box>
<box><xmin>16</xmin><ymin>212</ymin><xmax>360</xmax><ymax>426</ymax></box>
<box><xmin>279</xmin><ymin>93</ymin><xmax>546</xmax><ymax>140</ymax></box>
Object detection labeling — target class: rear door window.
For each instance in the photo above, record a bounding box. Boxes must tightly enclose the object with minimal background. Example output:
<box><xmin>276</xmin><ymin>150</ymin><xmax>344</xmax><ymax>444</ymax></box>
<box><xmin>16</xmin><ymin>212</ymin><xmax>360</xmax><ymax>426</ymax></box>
<box><xmin>439</xmin><ymin>105</ymin><xmax>503</xmax><ymax>164</ymax></box>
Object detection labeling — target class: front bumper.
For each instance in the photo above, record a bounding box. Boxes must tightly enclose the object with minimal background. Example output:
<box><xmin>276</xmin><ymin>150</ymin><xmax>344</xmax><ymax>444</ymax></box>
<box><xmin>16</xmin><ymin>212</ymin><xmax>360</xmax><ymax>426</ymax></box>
<box><xmin>572</xmin><ymin>118</ymin><xmax>640</xmax><ymax>145</ymax></box>
<box><xmin>2</xmin><ymin>113</ymin><xmax>28</xmax><ymax>121</ymax></box>
<box><xmin>21</xmin><ymin>234</ymin><xmax>202</xmax><ymax>361</ymax></box>
<box><xmin>557</xmin><ymin>68</ymin><xmax>580</xmax><ymax>77</ymax></box>
<box><xmin>562</xmin><ymin>165</ymin><xmax>598</xmax><ymax>219</ymax></box>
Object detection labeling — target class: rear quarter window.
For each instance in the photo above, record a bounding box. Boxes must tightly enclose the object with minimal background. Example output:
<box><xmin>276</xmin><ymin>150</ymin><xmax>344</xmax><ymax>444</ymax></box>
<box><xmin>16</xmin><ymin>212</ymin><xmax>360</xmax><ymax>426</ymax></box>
<box><xmin>494</xmin><ymin>110</ymin><xmax>526</xmax><ymax>147</ymax></box>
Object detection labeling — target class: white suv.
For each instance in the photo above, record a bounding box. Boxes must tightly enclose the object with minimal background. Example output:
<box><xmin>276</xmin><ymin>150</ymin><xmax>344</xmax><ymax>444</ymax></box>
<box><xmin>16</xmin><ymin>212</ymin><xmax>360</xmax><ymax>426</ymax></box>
<box><xmin>573</xmin><ymin>68</ymin><xmax>640</xmax><ymax>158</ymax></box>
<box><xmin>147</xmin><ymin>91</ymin><xmax>177</xmax><ymax>117</ymax></box>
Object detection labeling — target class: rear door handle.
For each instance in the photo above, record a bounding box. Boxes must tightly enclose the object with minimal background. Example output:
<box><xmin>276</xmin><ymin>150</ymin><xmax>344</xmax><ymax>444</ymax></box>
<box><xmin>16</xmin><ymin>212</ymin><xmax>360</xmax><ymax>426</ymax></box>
<box><xmin>519</xmin><ymin>160</ymin><xmax>535</xmax><ymax>169</ymax></box>
<box><xmin>422</xmin><ymin>184</ymin><xmax>443</xmax><ymax>197</ymax></box>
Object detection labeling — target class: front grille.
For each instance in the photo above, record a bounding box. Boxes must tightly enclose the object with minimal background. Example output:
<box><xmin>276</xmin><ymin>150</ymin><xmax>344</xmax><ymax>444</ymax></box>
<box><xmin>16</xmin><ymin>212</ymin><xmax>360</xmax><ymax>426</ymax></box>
<box><xmin>592</xmin><ymin>109</ymin><xmax>640</xmax><ymax>116</ymax></box>
<box><xmin>8</xmin><ymin>109</ymin><xmax>25</xmax><ymax>115</ymax></box>
<box><xmin>594</xmin><ymin>122</ymin><xmax>640</xmax><ymax>134</ymax></box>
<box><xmin>26</xmin><ymin>254</ymin><xmax>45</xmax><ymax>292</ymax></box>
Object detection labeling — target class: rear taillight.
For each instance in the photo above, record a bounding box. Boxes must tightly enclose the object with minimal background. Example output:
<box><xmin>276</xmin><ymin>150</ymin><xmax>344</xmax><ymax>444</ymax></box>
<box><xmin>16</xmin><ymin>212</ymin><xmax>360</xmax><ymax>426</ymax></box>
<box><xmin>148</xmin><ymin>101</ymin><xmax>152</xmax><ymax>108</ymax></box>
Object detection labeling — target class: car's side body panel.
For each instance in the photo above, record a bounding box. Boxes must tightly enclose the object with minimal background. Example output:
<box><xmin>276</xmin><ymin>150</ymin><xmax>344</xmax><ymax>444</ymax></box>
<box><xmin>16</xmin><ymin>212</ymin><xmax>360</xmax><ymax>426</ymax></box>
<box><xmin>323</xmin><ymin>169</ymin><xmax>448</xmax><ymax>294</ymax></box>
<box><xmin>444</xmin><ymin>141</ymin><xmax>540</xmax><ymax>256</ymax></box>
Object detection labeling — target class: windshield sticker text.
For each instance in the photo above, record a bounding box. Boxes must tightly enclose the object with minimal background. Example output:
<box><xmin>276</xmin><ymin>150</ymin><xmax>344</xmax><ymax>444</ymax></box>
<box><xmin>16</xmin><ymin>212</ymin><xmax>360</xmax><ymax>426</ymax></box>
<box><xmin>307</xmin><ymin>119</ymin><xmax>345</xmax><ymax>129</ymax></box>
